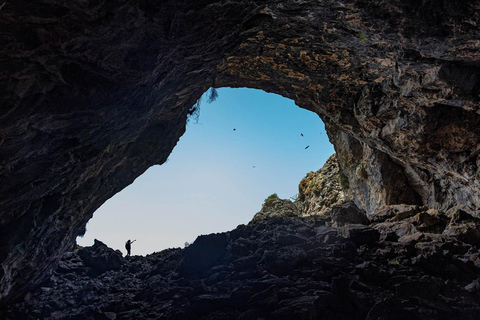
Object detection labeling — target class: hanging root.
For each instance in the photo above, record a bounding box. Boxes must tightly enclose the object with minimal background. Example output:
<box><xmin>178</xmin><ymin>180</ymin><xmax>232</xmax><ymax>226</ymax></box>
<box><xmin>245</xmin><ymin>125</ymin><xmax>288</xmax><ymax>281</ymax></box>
<box><xmin>207</xmin><ymin>87</ymin><xmax>218</xmax><ymax>103</ymax></box>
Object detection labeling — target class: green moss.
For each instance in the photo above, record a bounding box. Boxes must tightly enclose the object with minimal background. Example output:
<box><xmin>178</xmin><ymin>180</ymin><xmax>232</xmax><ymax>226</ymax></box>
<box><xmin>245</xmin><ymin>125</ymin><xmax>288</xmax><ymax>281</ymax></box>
<box><xmin>388</xmin><ymin>259</ymin><xmax>402</xmax><ymax>266</ymax></box>
<box><xmin>356</xmin><ymin>159</ymin><xmax>369</xmax><ymax>180</ymax></box>
<box><xmin>264</xmin><ymin>193</ymin><xmax>279</xmax><ymax>203</ymax></box>
<box><xmin>358</xmin><ymin>31</ymin><xmax>368</xmax><ymax>41</ymax></box>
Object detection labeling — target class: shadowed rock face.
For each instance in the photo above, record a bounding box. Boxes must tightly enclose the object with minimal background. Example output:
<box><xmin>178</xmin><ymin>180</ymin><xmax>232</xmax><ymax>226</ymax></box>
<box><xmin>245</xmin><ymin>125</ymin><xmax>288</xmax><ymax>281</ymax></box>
<box><xmin>0</xmin><ymin>0</ymin><xmax>479</xmax><ymax>303</ymax></box>
<box><xmin>3</xmin><ymin>207</ymin><xmax>480</xmax><ymax>319</ymax></box>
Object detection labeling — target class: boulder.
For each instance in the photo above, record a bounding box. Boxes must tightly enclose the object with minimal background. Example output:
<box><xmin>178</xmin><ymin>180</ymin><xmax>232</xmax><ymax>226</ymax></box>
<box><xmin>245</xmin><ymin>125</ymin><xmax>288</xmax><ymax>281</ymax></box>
<box><xmin>77</xmin><ymin>239</ymin><xmax>123</xmax><ymax>276</ymax></box>
<box><xmin>250</xmin><ymin>198</ymin><xmax>300</xmax><ymax>224</ymax></box>
<box><xmin>343</xmin><ymin>225</ymin><xmax>380</xmax><ymax>246</ymax></box>
<box><xmin>262</xmin><ymin>247</ymin><xmax>308</xmax><ymax>276</ymax></box>
<box><xmin>330</xmin><ymin>201</ymin><xmax>370</xmax><ymax>226</ymax></box>
<box><xmin>177</xmin><ymin>233</ymin><xmax>228</xmax><ymax>277</ymax></box>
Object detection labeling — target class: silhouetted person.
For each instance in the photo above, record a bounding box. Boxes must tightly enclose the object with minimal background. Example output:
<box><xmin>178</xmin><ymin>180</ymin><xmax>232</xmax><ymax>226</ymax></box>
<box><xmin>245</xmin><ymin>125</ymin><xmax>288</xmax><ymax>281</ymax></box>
<box><xmin>125</xmin><ymin>239</ymin><xmax>136</xmax><ymax>256</ymax></box>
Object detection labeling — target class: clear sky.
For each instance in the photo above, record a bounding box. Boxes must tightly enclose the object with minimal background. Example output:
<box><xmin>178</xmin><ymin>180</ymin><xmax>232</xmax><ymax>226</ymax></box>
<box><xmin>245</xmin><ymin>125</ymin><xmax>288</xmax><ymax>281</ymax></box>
<box><xmin>76</xmin><ymin>88</ymin><xmax>335</xmax><ymax>255</ymax></box>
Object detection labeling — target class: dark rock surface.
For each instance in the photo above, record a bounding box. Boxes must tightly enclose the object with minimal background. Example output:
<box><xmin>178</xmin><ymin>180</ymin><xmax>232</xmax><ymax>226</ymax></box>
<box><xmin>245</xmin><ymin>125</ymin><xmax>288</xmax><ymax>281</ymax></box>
<box><xmin>330</xmin><ymin>200</ymin><xmax>370</xmax><ymax>226</ymax></box>
<box><xmin>0</xmin><ymin>0</ymin><xmax>480</xmax><ymax>304</ymax></box>
<box><xmin>2</xmin><ymin>206</ymin><xmax>480</xmax><ymax>319</ymax></box>
<box><xmin>77</xmin><ymin>239</ymin><xmax>123</xmax><ymax>277</ymax></box>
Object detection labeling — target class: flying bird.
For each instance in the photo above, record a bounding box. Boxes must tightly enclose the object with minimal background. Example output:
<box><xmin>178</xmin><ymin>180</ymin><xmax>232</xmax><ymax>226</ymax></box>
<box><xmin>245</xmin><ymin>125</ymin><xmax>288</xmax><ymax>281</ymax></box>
<box><xmin>253</xmin><ymin>166</ymin><xmax>256</xmax><ymax>168</ymax></box>
<box><xmin>305</xmin><ymin>145</ymin><xmax>310</xmax><ymax>149</ymax></box>
<box><xmin>233</xmin><ymin>128</ymin><xmax>236</xmax><ymax>131</ymax></box>
<box><xmin>301</xmin><ymin>133</ymin><xmax>303</xmax><ymax>137</ymax></box>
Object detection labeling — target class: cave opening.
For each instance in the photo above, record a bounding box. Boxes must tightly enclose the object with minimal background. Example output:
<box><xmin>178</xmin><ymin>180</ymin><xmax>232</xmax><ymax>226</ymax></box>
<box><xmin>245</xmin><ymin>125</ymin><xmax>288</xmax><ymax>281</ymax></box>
<box><xmin>76</xmin><ymin>88</ymin><xmax>334</xmax><ymax>255</ymax></box>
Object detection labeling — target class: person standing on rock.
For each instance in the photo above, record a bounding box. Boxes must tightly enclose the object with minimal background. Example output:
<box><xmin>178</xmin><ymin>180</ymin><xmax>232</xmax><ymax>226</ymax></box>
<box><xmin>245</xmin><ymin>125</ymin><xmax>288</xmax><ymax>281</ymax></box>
<box><xmin>125</xmin><ymin>239</ymin><xmax>136</xmax><ymax>256</ymax></box>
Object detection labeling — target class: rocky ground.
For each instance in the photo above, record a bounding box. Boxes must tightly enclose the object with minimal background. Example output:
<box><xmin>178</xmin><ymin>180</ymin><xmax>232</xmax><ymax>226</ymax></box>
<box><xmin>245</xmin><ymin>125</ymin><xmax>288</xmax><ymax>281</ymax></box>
<box><xmin>2</xmin><ymin>200</ymin><xmax>480</xmax><ymax>320</ymax></box>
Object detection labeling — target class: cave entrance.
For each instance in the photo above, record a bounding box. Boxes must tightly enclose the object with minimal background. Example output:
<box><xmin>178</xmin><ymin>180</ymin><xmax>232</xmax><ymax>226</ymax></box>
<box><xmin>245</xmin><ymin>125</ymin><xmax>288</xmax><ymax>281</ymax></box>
<box><xmin>76</xmin><ymin>88</ymin><xmax>334</xmax><ymax>255</ymax></box>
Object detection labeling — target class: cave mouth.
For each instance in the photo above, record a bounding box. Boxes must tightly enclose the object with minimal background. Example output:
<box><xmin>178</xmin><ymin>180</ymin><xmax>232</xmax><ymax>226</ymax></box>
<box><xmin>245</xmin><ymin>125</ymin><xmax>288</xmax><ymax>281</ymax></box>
<box><xmin>76</xmin><ymin>87</ymin><xmax>335</xmax><ymax>256</ymax></box>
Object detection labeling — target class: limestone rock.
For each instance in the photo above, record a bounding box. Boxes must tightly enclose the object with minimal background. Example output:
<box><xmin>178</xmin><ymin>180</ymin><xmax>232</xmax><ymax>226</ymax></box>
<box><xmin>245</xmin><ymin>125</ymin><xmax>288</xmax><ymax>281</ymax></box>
<box><xmin>298</xmin><ymin>154</ymin><xmax>346</xmax><ymax>216</ymax></box>
<box><xmin>250</xmin><ymin>198</ymin><xmax>300</xmax><ymax>224</ymax></box>
<box><xmin>370</xmin><ymin>205</ymin><xmax>426</xmax><ymax>223</ymax></box>
<box><xmin>330</xmin><ymin>201</ymin><xmax>370</xmax><ymax>226</ymax></box>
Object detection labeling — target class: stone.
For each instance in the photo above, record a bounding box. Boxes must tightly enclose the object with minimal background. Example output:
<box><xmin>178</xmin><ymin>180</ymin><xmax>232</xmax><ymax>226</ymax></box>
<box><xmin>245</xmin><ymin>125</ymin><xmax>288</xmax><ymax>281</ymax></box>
<box><xmin>366</xmin><ymin>298</ymin><xmax>422</xmax><ymax>320</ymax></box>
<box><xmin>343</xmin><ymin>225</ymin><xmax>380</xmax><ymax>246</ymax></box>
<box><xmin>398</xmin><ymin>232</ymin><xmax>424</xmax><ymax>244</ymax></box>
<box><xmin>443</xmin><ymin>224</ymin><xmax>480</xmax><ymax>247</ymax></box>
<box><xmin>395</xmin><ymin>280</ymin><xmax>442</xmax><ymax>299</ymax></box>
<box><xmin>412</xmin><ymin>210</ymin><xmax>448</xmax><ymax>233</ymax></box>
<box><xmin>276</xmin><ymin>233</ymin><xmax>309</xmax><ymax>246</ymax></box>
<box><xmin>262</xmin><ymin>247</ymin><xmax>308</xmax><ymax>276</ymax></box>
<box><xmin>330</xmin><ymin>201</ymin><xmax>370</xmax><ymax>226</ymax></box>
<box><xmin>465</xmin><ymin>278</ymin><xmax>480</xmax><ymax>293</ymax></box>
<box><xmin>250</xmin><ymin>198</ymin><xmax>300</xmax><ymax>224</ymax></box>
<box><xmin>177</xmin><ymin>233</ymin><xmax>228</xmax><ymax>277</ymax></box>
<box><xmin>298</xmin><ymin>154</ymin><xmax>346</xmax><ymax>216</ymax></box>
<box><xmin>77</xmin><ymin>239</ymin><xmax>123</xmax><ymax>276</ymax></box>
<box><xmin>3</xmin><ymin>214</ymin><xmax>480</xmax><ymax>319</ymax></box>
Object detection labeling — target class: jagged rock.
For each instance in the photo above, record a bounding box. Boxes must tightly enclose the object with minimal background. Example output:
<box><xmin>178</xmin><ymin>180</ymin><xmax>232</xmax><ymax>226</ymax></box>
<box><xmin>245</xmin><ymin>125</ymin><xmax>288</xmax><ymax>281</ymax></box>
<box><xmin>443</xmin><ymin>223</ymin><xmax>480</xmax><ymax>247</ymax></box>
<box><xmin>262</xmin><ymin>246</ymin><xmax>308</xmax><ymax>276</ymax></box>
<box><xmin>177</xmin><ymin>233</ymin><xmax>228</xmax><ymax>277</ymax></box>
<box><xmin>298</xmin><ymin>154</ymin><xmax>346</xmax><ymax>216</ymax></box>
<box><xmin>343</xmin><ymin>225</ymin><xmax>380</xmax><ymax>246</ymax></box>
<box><xmin>330</xmin><ymin>201</ymin><xmax>370</xmax><ymax>226</ymax></box>
<box><xmin>465</xmin><ymin>278</ymin><xmax>480</xmax><ymax>293</ymax></box>
<box><xmin>412</xmin><ymin>210</ymin><xmax>448</xmax><ymax>233</ymax></box>
<box><xmin>250</xmin><ymin>198</ymin><xmax>300</xmax><ymax>224</ymax></box>
<box><xmin>4</xmin><ymin>210</ymin><xmax>480</xmax><ymax>320</ymax></box>
<box><xmin>1</xmin><ymin>0</ymin><xmax>480</xmax><ymax>304</ymax></box>
<box><xmin>370</xmin><ymin>205</ymin><xmax>426</xmax><ymax>223</ymax></box>
<box><xmin>77</xmin><ymin>239</ymin><xmax>123</xmax><ymax>276</ymax></box>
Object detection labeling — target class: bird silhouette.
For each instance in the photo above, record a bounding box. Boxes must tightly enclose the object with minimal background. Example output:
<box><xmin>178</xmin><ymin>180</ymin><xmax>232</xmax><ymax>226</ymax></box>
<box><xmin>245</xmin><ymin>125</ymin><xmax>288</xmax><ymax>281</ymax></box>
<box><xmin>301</xmin><ymin>133</ymin><xmax>303</xmax><ymax>137</ymax></box>
<box><xmin>233</xmin><ymin>128</ymin><xmax>236</xmax><ymax>131</ymax></box>
<box><xmin>305</xmin><ymin>145</ymin><xmax>310</xmax><ymax>149</ymax></box>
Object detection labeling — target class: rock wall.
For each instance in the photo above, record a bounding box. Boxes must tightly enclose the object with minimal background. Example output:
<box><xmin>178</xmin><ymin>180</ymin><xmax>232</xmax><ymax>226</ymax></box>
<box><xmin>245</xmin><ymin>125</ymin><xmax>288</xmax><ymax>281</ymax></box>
<box><xmin>251</xmin><ymin>197</ymin><xmax>301</xmax><ymax>224</ymax></box>
<box><xmin>0</xmin><ymin>0</ymin><xmax>479</xmax><ymax>303</ymax></box>
<box><xmin>298</xmin><ymin>153</ymin><xmax>346</xmax><ymax>216</ymax></box>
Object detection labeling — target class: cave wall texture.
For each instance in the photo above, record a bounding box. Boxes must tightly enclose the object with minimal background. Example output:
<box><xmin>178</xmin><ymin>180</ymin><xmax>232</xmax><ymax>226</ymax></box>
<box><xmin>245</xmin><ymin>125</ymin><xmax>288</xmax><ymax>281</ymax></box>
<box><xmin>0</xmin><ymin>0</ymin><xmax>479</xmax><ymax>304</ymax></box>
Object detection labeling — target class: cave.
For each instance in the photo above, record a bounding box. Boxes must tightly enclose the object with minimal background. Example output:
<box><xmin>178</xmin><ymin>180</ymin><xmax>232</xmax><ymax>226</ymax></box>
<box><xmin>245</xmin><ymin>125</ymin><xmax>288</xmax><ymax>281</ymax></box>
<box><xmin>1</xmin><ymin>0</ymin><xmax>480</xmax><ymax>315</ymax></box>
<box><xmin>76</xmin><ymin>87</ymin><xmax>334</xmax><ymax>255</ymax></box>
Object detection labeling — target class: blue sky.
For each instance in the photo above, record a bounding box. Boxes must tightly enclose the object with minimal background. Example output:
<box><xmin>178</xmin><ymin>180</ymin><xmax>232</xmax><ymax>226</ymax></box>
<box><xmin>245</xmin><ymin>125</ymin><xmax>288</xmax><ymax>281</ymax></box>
<box><xmin>77</xmin><ymin>88</ymin><xmax>334</xmax><ymax>255</ymax></box>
